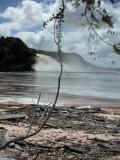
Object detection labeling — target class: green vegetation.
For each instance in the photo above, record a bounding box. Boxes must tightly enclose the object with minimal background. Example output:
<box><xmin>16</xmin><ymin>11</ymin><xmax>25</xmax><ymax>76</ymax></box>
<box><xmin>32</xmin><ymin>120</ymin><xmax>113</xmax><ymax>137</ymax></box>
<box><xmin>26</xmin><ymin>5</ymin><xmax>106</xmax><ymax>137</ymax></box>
<box><xmin>0</xmin><ymin>36</ymin><xmax>36</xmax><ymax>72</ymax></box>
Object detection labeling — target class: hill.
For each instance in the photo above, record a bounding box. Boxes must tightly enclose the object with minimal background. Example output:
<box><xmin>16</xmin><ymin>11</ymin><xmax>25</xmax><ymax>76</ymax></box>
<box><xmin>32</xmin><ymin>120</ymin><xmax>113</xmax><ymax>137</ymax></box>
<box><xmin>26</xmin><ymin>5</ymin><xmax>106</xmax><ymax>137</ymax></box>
<box><xmin>0</xmin><ymin>36</ymin><xmax>36</xmax><ymax>71</ymax></box>
<box><xmin>35</xmin><ymin>50</ymin><xmax>107</xmax><ymax>72</ymax></box>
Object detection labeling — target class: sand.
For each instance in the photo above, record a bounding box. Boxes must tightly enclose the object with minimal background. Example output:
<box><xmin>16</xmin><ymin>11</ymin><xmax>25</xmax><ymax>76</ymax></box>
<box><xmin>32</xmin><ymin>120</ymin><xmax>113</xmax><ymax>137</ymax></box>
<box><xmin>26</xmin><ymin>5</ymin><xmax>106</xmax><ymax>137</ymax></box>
<box><xmin>0</xmin><ymin>101</ymin><xmax>120</xmax><ymax>160</ymax></box>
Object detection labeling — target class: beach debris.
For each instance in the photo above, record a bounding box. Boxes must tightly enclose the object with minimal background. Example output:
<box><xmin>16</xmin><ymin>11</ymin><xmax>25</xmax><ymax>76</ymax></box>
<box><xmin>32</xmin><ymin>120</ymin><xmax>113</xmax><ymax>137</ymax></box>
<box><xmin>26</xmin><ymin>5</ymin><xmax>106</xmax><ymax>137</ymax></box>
<box><xmin>0</xmin><ymin>127</ymin><xmax>7</xmax><ymax>146</ymax></box>
<box><xmin>0</xmin><ymin>158</ymin><xmax>16</xmax><ymax>160</ymax></box>
<box><xmin>0</xmin><ymin>104</ymin><xmax>120</xmax><ymax>159</ymax></box>
<box><xmin>0</xmin><ymin>114</ymin><xmax>27</xmax><ymax>121</ymax></box>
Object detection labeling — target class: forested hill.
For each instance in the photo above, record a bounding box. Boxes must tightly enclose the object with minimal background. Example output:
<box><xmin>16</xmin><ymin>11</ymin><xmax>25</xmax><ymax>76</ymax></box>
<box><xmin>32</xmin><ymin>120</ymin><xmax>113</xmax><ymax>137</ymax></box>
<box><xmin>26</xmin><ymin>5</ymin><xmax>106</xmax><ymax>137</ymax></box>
<box><xmin>0</xmin><ymin>36</ymin><xmax>36</xmax><ymax>72</ymax></box>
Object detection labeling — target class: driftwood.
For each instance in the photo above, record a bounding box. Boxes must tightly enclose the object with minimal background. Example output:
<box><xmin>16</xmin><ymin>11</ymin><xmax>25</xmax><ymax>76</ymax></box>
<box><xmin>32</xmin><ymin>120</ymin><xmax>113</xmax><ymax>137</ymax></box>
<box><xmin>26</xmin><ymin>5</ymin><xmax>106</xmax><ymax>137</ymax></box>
<box><xmin>10</xmin><ymin>140</ymin><xmax>87</xmax><ymax>154</ymax></box>
<box><xmin>0</xmin><ymin>158</ymin><xmax>16</xmax><ymax>160</ymax></box>
<box><xmin>98</xmin><ymin>142</ymin><xmax>120</xmax><ymax>153</ymax></box>
<box><xmin>0</xmin><ymin>113</ymin><xmax>27</xmax><ymax>120</ymax></box>
<box><xmin>88</xmin><ymin>137</ymin><xmax>110</xmax><ymax>143</ymax></box>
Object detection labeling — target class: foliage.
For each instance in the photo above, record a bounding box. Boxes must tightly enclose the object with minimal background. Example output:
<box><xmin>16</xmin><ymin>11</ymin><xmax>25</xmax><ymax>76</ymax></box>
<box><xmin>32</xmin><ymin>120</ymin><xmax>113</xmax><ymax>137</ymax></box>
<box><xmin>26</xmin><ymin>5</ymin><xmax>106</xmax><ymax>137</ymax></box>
<box><xmin>113</xmin><ymin>43</ymin><xmax>120</xmax><ymax>55</ymax></box>
<box><xmin>67</xmin><ymin>0</ymin><xmax>120</xmax><ymax>55</ymax></box>
<box><xmin>67</xmin><ymin>0</ymin><xmax>114</xmax><ymax>28</ymax></box>
<box><xmin>0</xmin><ymin>36</ymin><xmax>36</xmax><ymax>71</ymax></box>
<box><xmin>44</xmin><ymin>0</ymin><xmax>65</xmax><ymax>29</ymax></box>
<box><xmin>45</xmin><ymin>0</ymin><xmax>120</xmax><ymax>56</ymax></box>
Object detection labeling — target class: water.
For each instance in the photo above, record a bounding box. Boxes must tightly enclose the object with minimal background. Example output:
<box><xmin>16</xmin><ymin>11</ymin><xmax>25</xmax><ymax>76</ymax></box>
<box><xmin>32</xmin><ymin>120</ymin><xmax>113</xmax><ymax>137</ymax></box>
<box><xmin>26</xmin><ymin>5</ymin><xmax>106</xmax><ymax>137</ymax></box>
<box><xmin>0</xmin><ymin>71</ymin><xmax>120</xmax><ymax>106</ymax></box>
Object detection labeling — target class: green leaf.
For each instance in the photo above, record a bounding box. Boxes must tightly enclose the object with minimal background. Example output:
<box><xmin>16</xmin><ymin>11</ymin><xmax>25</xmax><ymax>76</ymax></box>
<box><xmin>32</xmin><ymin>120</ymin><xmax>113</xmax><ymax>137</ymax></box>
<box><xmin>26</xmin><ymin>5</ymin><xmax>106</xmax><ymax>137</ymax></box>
<box><xmin>113</xmin><ymin>43</ymin><xmax>120</xmax><ymax>55</ymax></box>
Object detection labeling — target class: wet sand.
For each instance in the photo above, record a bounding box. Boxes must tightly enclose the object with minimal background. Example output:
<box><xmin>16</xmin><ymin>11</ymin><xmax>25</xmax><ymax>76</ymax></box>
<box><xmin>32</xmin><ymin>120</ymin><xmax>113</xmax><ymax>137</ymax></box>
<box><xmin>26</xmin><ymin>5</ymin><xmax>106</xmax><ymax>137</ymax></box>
<box><xmin>0</xmin><ymin>94</ymin><xmax>120</xmax><ymax>107</ymax></box>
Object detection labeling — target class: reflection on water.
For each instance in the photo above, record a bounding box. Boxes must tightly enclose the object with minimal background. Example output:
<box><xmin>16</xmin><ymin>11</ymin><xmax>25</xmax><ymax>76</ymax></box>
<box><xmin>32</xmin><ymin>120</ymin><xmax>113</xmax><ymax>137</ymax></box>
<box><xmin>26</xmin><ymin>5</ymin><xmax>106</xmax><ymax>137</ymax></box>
<box><xmin>0</xmin><ymin>71</ymin><xmax>120</xmax><ymax>105</ymax></box>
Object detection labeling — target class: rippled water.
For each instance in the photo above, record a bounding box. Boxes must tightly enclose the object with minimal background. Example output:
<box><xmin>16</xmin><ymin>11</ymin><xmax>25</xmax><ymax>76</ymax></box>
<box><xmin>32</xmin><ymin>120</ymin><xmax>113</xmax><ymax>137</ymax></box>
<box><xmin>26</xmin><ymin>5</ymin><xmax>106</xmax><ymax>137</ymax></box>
<box><xmin>0</xmin><ymin>71</ymin><xmax>120</xmax><ymax>105</ymax></box>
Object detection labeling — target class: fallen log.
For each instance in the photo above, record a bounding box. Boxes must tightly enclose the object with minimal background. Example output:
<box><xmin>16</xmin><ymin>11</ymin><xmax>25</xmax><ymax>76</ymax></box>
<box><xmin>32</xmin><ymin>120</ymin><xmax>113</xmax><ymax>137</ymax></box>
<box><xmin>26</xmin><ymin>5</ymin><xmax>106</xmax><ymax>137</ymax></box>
<box><xmin>0</xmin><ymin>113</ymin><xmax>27</xmax><ymax>120</ymax></box>
<box><xmin>98</xmin><ymin>142</ymin><xmax>120</xmax><ymax>153</ymax></box>
<box><xmin>14</xmin><ymin>141</ymin><xmax>86</xmax><ymax>154</ymax></box>
<box><xmin>88</xmin><ymin>137</ymin><xmax>109</xmax><ymax>143</ymax></box>
<box><xmin>0</xmin><ymin>158</ymin><xmax>16</xmax><ymax>160</ymax></box>
<box><xmin>63</xmin><ymin>145</ymin><xmax>86</xmax><ymax>154</ymax></box>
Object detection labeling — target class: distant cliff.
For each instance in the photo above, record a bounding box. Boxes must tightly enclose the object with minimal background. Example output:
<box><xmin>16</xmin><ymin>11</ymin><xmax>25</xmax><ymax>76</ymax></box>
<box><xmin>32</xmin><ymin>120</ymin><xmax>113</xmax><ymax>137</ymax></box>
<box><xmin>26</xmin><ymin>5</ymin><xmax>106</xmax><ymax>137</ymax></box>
<box><xmin>0</xmin><ymin>36</ymin><xmax>36</xmax><ymax>71</ymax></box>
<box><xmin>35</xmin><ymin>50</ymin><xmax>102</xmax><ymax>72</ymax></box>
<box><xmin>35</xmin><ymin>50</ymin><xmax>119</xmax><ymax>72</ymax></box>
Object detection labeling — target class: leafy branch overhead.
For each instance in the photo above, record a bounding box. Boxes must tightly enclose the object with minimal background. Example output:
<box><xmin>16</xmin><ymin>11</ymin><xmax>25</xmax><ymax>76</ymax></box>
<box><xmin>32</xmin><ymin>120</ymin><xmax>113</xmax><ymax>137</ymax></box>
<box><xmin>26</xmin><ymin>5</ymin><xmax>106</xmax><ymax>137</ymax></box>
<box><xmin>113</xmin><ymin>43</ymin><xmax>120</xmax><ymax>55</ymax></box>
<box><xmin>67</xmin><ymin>0</ymin><xmax>114</xmax><ymax>28</ymax></box>
<box><xmin>43</xmin><ymin>0</ymin><xmax>65</xmax><ymax>28</ymax></box>
<box><xmin>44</xmin><ymin>0</ymin><xmax>120</xmax><ymax>56</ymax></box>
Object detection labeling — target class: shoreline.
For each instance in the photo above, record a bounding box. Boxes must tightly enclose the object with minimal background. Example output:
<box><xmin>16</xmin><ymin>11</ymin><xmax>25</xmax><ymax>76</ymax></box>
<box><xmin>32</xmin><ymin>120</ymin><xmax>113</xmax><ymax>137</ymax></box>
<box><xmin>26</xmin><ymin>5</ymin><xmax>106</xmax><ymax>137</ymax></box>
<box><xmin>0</xmin><ymin>102</ymin><xmax>120</xmax><ymax>159</ymax></box>
<box><xmin>0</xmin><ymin>94</ymin><xmax>120</xmax><ymax>107</ymax></box>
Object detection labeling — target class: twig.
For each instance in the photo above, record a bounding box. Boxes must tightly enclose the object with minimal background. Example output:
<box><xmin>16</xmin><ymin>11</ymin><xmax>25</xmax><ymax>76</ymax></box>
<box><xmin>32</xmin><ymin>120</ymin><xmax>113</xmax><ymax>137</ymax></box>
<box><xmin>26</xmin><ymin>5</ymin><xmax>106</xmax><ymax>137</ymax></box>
<box><xmin>98</xmin><ymin>142</ymin><xmax>120</xmax><ymax>153</ymax></box>
<box><xmin>26</xmin><ymin>93</ymin><xmax>41</xmax><ymax>136</ymax></box>
<box><xmin>88</xmin><ymin>137</ymin><xmax>109</xmax><ymax>143</ymax></box>
<box><xmin>85</xmin><ymin>5</ymin><xmax>113</xmax><ymax>47</ymax></box>
<box><xmin>63</xmin><ymin>145</ymin><xmax>86</xmax><ymax>154</ymax></box>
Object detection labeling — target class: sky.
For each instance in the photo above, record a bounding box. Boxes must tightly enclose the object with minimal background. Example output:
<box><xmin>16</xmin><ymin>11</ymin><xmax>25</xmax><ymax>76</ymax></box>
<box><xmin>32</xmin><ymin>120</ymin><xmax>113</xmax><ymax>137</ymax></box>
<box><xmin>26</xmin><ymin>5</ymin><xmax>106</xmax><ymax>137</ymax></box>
<box><xmin>0</xmin><ymin>0</ymin><xmax>120</xmax><ymax>68</ymax></box>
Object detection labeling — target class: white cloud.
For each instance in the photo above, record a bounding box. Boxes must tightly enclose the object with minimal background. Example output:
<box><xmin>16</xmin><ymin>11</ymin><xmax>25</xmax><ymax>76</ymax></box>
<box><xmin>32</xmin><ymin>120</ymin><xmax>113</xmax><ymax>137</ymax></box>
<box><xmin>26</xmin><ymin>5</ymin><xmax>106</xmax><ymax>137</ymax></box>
<box><xmin>0</xmin><ymin>0</ymin><xmax>51</xmax><ymax>31</ymax></box>
<box><xmin>0</xmin><ymin>22</ymin><xmax>21</xmax><ymax>36</ymax></box>
<box><xmin>15</xmin><ymin>30</ymin><xmax>57</xmax><ymax>51</ymax></box>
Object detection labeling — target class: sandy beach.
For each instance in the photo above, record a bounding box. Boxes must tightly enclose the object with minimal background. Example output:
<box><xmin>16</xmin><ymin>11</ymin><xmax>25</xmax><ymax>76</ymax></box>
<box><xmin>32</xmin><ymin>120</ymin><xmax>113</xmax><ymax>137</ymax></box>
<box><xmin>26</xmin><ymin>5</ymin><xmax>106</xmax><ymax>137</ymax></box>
<box><xmin>0</xmin><ymin>101</ymin><xmax>120</xmax><ymax>160</ymax></box>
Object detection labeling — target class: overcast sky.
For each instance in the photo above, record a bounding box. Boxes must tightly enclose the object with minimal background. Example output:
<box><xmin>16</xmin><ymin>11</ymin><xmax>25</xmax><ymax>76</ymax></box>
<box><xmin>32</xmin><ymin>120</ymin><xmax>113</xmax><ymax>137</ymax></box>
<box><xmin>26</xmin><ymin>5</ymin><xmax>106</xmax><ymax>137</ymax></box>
<box><xmin>0</xmin><ymin>0</ymin><xmax>120</xmax><ymax>68</ymax></box>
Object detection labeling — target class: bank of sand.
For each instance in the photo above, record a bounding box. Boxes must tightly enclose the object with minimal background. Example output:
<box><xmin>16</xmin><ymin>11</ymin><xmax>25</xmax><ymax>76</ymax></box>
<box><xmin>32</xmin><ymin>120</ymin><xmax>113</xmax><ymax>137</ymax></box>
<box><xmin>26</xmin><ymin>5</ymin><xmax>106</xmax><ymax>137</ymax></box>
<box><xmin>0</xmin><ymin>101</ymin><xmax>120</xmax><ymax>160</ymax></box>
